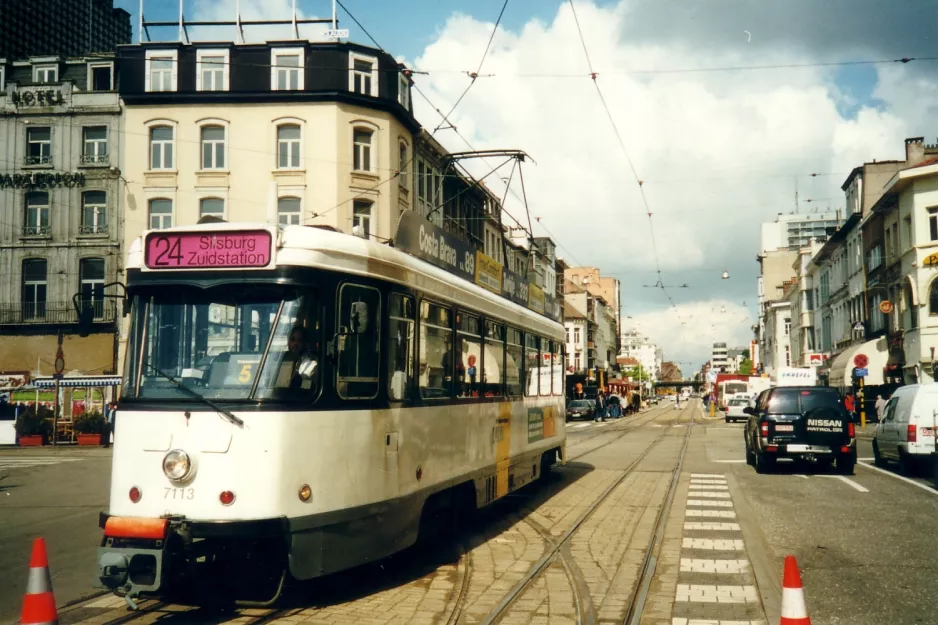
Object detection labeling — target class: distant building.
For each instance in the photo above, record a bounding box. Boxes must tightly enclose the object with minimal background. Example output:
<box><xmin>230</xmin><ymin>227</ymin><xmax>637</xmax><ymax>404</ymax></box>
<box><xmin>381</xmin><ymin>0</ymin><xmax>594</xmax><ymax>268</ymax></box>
<box><xmin>0</xmin><ymin>0</ymin><xmax>131</xmax><ymax>59</ymax></box>
<box><xmin>761</xmin><ymin>211</ymin><xmax>842</xmax><ymax>254</ymax></box>
<box><xmin>711</xmin><ymin>342</ymin><xmax>729</xmax><ymax>372</ymax></box>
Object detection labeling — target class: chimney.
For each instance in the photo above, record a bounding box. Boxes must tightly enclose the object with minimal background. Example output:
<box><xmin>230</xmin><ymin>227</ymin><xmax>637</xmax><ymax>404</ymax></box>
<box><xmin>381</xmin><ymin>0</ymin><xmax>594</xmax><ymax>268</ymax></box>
<box><xmin>905</xmin><ymin>137</ymin><xmax>925</xmax><ymax>165</ymax></box>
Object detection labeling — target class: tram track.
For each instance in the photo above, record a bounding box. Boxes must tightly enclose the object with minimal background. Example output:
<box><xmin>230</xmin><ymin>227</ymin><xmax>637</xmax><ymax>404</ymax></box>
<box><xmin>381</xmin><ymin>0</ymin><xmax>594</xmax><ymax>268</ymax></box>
<box><xmin>472</xmin><ymin>401</ymin><xmax>698</xmax><ymax>625</ymax></box>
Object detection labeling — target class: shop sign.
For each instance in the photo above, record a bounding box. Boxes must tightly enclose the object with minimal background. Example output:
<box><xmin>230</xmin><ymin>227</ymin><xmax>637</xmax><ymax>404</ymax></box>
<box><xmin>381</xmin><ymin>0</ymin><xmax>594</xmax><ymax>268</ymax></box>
<box><xmin>924</xmin><ymin>253</ymin><xmax>938</xmax><ymax>267</ymax></box>
<box><xmin>879</xmin><ymin>300</ymin><xmax>894</xmax><ymax>314</ymax></box>
<box><xmin>0</xmin><ymin>373</ymin><xmax>30</xmax><ymax>390</ymax></box>
<box><xmin>395</xmin><ymin>211</ymin><xmax>561</xmax><ymax>322</ymax></box>
<box><xmin>474</xmin><ymin>250</ymin><xmax>502</xmax><ymax>294</ymax></box>
<box><xmin>12</xmin><ymin>89</ymin><xmax>67</xmax><ymax>107</ymax></box>
<box><xmin>0</xmin><ymin>172</ymin><xmax>86</xmax><ymax>189</ymax></box>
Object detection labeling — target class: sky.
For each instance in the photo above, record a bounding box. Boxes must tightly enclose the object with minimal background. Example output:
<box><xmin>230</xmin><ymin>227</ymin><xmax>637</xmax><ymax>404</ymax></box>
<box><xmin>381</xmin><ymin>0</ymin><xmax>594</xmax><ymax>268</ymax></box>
<box><xmin>118</xmin><ymin>0</ymin><xmax>938</xmax><ymax>372</ymax></box>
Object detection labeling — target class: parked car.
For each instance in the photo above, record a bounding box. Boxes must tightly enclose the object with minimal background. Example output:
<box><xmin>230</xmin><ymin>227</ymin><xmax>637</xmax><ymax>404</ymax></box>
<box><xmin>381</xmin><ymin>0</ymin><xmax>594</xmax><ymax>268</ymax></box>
<box><xmin>725</xmin><ymin>398</ymin><xmax>749</xmax><ymax>423</ymax></box>
<box><xmin>566</xmin><ymin>399</ymin><xmax>595</xmax><ymax>421</ymax></box>
<box><xmin>872</xmin><ymin>384</ymin><xmax>938</xmax><ymax>475</ymax></box>
<box><xmin>744</xmin><ymin>386</ymin><xmax>856</xmax><ymax>474</ymax></box>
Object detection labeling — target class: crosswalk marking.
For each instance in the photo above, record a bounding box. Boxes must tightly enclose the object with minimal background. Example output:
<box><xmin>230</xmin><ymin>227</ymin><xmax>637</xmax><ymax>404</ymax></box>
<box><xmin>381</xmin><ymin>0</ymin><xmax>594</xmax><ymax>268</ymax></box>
<box><xmin>680</xmin><ymin>559</ymin><xmax>749</xmax><ymax>574</ymax></box>
<box><xmin>686</xmin><ymin>509</ymin><xmax>737</xmax><ymax>519</ymax></box>
<box><xmin>675</xmin><ymin>584</ymin><xmax>759</xmax><ymax>604</ymax></box>
<box><xmin>0</xmin><ymin>457</ymin><xmax>84</xmax><ymax>470</ymax></box>
<box><xmin>687</xmin><ymin>499</ymin><xmax>734</xmax><ymax>507</ymax></box>
<box><xmin>688</xmin><ymin>491</ymin><xmax>731</xmax><ymax>499</ymax></box>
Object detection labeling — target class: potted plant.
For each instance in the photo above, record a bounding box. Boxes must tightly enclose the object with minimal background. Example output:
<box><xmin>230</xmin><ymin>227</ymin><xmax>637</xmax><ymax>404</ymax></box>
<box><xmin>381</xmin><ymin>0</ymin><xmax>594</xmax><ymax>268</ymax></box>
<box><xmin>73</xmin><ymin>411</ymin><xmax>105</xmax><ymax>445</ymax></box>
<box><xmin>15</xmin><ymin>407</ymin><xmax>51</xmax><ymax>446</ymax></box>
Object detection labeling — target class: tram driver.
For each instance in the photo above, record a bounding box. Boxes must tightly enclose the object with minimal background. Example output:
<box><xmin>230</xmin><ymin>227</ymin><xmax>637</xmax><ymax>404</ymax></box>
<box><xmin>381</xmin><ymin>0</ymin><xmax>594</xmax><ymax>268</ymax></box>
<box><xmin>284</xmin><ymin>325</ymin><xmax>319</xmax><ymax>391</ymax></box>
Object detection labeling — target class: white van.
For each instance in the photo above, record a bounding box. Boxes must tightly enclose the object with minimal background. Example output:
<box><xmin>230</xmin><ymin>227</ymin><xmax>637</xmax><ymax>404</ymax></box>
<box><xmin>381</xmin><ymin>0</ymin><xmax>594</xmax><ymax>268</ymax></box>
<box><xmin>872</xmin><ymin>384</ymin><xmax>938</xmax><ymax>474</ymax></box>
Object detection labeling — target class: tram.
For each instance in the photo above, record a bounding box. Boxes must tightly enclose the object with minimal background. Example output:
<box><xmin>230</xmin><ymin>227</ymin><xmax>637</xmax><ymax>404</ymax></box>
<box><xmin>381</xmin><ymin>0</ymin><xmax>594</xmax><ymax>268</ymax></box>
<box><xmin>94</xmin><ymin>215</ymin><xmax>566</xmax><ymax>605</ymax></box>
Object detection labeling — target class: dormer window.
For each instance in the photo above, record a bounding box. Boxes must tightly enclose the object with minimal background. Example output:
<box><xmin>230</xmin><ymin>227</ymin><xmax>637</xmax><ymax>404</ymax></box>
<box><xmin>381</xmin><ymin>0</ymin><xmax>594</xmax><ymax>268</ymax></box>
<box><xmin>33</xmin><ymin>65</ymin><xmax>57</xmax><ymax>83</ymax></box>
<box><xmin>145</xmin><ymin>50</ymin><xmax>178</xmax><ymax>92</ymax></box>
<box><xmin>398</xmin><ymin>73</ymin><xmax>410</xmax><ymax>108</ymax></box>
<box><xmin>271</xmin><ymin>48</ymin><xmax>303</xmax><ymax>91</ymax></box>
<box><xmin>197</xmin><ymin>49</ymin><xmax>229</xmax><ymax>91</ymax></box>
<box><xmin>89</xmin><ymin>62</ymin><xmax>113</xmax><ymax>91</ymax></box>
<box><xmin>349</xmin><ymin>53</ymin><xmax>378</xmax><ymax>97</ymax></box>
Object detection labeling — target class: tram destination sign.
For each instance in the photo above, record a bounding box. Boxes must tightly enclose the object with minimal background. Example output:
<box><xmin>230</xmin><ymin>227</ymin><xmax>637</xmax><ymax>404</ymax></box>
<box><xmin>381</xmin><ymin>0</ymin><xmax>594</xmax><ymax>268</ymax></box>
<box><xmin>394</xmin><ymin>211</ymin><xmax>561</xmax><ymax>322</ymax></box>
<box><xmin>144</xmin><ymin>230</ymin><xmax>273</xmax><ymax>270</ymax></box>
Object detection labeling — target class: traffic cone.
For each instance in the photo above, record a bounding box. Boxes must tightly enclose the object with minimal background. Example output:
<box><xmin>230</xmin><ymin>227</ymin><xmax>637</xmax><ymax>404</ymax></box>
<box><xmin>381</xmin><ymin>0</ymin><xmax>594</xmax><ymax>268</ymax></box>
<box><xmin>21</xmin><ymin>537</ymin><xmax>58</xmax><ymax>625</ymax></box>
<box><xmin>780</xmin><ymin>555</ymin><xmax>811</xmax><ymax>625</ymax></box>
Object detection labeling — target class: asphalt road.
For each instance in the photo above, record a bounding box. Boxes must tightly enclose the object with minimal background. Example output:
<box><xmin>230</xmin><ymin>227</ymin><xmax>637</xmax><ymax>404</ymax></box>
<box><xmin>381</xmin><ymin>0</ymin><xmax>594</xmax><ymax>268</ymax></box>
<box><xmin>707</xmin><ymin>415</ymin><xmax>938</xmax><ymax>625</ymax></box>
<box><xmin>0</xmin><ymin>448</ymin><xmax>111</xmax><ymax>624</ymax></box>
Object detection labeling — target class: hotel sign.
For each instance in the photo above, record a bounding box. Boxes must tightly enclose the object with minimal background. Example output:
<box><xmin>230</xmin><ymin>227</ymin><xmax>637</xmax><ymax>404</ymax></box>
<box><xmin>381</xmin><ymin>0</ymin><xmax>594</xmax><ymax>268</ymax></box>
<box><xmin>11</xmin><ymin>89</ymin><xmax>67</xmax><ymax>107</ymax></box>
<box><xmin>0</xmin><ymin>172</ymin><xmax>86</xmax><ymax>189</ymax></box>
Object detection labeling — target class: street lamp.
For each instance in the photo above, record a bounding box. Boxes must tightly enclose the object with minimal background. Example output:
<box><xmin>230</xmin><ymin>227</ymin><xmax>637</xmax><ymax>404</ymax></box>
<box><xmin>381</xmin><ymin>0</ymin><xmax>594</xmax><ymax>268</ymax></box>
<box><xmin>721</xmin><ymin>270</ymin><xmax>730</xmax><ymax>280</ymax></box>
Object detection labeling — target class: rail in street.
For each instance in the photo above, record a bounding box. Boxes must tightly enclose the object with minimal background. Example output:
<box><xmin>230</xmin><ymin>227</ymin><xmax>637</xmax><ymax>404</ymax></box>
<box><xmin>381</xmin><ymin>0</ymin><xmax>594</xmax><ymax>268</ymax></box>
<box><xmin>5</xmin><ymin>400</ymin><xmax>938</xmax><ymax>624</ymax></box>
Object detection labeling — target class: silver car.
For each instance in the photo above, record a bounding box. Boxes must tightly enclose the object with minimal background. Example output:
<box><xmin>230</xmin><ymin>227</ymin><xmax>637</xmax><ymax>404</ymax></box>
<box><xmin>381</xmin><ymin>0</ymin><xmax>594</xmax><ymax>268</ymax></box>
<box><xmin>725</xmin><ymin>397</ymin><xmax>749</xmax><ymax>423</ymax></box>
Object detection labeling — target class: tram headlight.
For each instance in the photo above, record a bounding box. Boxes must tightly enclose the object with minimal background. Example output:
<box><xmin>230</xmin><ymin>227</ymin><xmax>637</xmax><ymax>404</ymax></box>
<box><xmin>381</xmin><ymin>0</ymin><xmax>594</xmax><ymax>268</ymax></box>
<box><xmin>162</xmin><ymin>449</ymin><xmax>192</xmax><ymax>481</ymax></box>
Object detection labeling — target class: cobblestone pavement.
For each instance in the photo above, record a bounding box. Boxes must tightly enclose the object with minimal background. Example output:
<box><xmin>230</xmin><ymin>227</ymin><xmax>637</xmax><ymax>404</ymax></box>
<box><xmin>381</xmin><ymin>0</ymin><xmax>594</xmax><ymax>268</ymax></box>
<box><xmin>57</xmin><ymin>403</ymin><xmax>759</xmax><ymax>625</ymax></box>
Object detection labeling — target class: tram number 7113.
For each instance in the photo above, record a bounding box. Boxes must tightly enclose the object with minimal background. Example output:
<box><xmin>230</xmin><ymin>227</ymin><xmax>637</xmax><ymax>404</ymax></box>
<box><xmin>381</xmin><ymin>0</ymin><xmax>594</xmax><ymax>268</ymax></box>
<box><xmin>165</xmin><ymin>487</ymin><xmax>195</xmax><ymax>500</ymax></box>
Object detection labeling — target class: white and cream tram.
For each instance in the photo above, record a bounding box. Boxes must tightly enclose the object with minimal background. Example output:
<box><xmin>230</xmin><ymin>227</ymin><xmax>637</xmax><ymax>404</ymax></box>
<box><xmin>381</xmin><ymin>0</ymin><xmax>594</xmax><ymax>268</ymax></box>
<box><xmin>95</xmin><ymin>215</ymin><xmax>566</xmax><ymax>605</ymax></box>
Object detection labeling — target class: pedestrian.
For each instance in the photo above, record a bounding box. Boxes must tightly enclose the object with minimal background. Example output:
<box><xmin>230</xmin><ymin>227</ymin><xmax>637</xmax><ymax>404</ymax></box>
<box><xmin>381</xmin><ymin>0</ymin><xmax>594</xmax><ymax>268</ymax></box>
<box><xmin>843</xmin><ymin>392</ymin><xmax>856</xmax><ymax>422</ymax></box>
<box><xmin>101</xmin><ymin>402</ymin><xmax>115</xmax><ymax>448</ymax></box>
<box><xmin>595</xmin><ymin>392</ymin><xmax>605</xmax><ymax>422</ymax></box>
<box><xmin>875</xmin><ymin>394</ymin><xmax>887</xmax><ymax>422</ymax></box>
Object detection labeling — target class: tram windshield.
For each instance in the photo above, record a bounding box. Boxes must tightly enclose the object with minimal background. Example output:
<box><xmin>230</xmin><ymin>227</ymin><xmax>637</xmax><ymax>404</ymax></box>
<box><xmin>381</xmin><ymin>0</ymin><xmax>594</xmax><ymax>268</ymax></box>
<box><xmin>122</xmin><ymin>285</ymin><xmax>321</xmax><ymax>402</ymax></box>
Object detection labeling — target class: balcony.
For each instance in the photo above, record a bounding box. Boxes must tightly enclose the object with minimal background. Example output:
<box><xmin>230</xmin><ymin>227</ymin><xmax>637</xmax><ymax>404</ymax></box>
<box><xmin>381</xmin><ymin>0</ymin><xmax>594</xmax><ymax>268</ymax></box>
<box><xmin>24</xmin><ymin>155</ymin><xmax>51</xmax><ymax>166</ymax></box>
<box><xmin>22</xmin><ymin>225</ymin><xmax>51</xmax><ymax>236</ymax></box>
<box><xmin>0</xmin><ymin>300</ymin><xmax>116</xmax><ymax>325</ymax></box>
<box><xmin>80</xmin><ymin>153</ymin><xmax>109</xmax><ymax>165</ymax></box>
<box><xmin>79</xmin><ymin>223</ymin><xmax>108</xmax><ymax>235</ymax></box>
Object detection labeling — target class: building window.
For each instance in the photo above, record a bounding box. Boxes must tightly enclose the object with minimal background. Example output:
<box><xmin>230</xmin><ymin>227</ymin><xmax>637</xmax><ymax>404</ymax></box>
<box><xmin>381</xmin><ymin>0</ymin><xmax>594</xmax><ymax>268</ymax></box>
<box><xmin>398</xmin><ymin>73</ymin><xmax>410</xmax><ymax>108</ymax></box>
<box><xmin>784</xmin><ymin>345</ymin><xmax>791</xmax><ymax>367</ymax></box>
<box><xmin>22</xmin><ymin>259</ymin><xmax>48</xmax><ymax>319</ymax></box>
<box><xmin>353</xmin><ymin>199</ymin><xmax>373</xmax><ymax>238</ymax></box>
<box><xmin>200</xmin><ymin>125</ymin><xmax>226</xmax><ymax>170</ymax></box>
<box><xmin>199</xmin><ymin>198</ymin><xmax>225</xmax><ymax>219</ymax></box>
<box><xmin>784</xmin><ymin>318</ymin><xmax>791</xmax><ymax>335</ymax></box>
<box><xmin>0</xmin><ymin>66</ymin><xmax>5</xmax><ymax>91</ymax></box>
<box><xmin>929</xmin><ymin>207</ymin><xmax>938</xmax><ymax>242</ymax></box>
<box><xmin>574</xmin><ymin>353</ymin><xmax>581</xmax><ymax>371</ymax></box>
<box><xmin>271</xmin><ymin>48</ymin><xmax>303</xmax><ymax>90</ymax></box>
<box><xmin>82</xmin><ymin>126</ymin><xmax>108</xmax><ymax>164</ymax></box>
<box><xmin>278</xmin><ymin>197</ymin><xmax>301</xmax><ymax>225</ymax></box>
<box><xmin>399</xmin><ymin>142</ymin><xmax>409</xmax><ymax>189</ymax></box>
<box><xmin>349</xmin><ymin>53</ymin><xmax>378</xmax><ymax>96</ymax></box>
<box><xmin>79</xmin><ymin>258</ymin><xmax>106</xmax><ymax>319</ymax></box>
<box><xmin>24</xmin><ymin>192</ymin><xmax>50</xmax><ymax>236</ymax></box>
<box><xmin>33</xmin><ymin>65</ymin><xmax>57</xmax><ymax>83</ymax></box>
<box><xmin>25</xmin><ymin>127</ymin><xmax>51</xmax><ymax>165</ymax></box>
<box><xmin>277</xmin><ymin>124</ymin><xmax>301</xmax><ymax>169</ymax></box>
<box><xmin>574</xmin><ymin>327</ymin><xmax>581</xmax><ymax>344</ymax></box>
<box><xmin>149</xmin><ymin>126</ymin><xmax>174</xmax><ymax>170</ymax></box>
<box><xmin>148</xmin><ymin>199</ymin><xmax>173</xmax><ymax>230</ymax></box>
<box><xmin>88</xmin><ymin>62</ymin><xmax>113</xmax><ymax>91</ymax></box>
<box><xmin>353</xmin><ymin>128</ymin><xmax>373</xmax><ymax>172</ymax></box>
<box><xmin>197</xmin><ymin>50</ymin><xmax>228</xmax><ymax>91</ymax></box>
<box><xmin>145</xmin><ymin>51</ymin><xmax>177</xmax><ymax>92</ymax></box>
<box><xmin>80</xmin><ymin>191</ymin><xmax>107</xmax><ymax>234</ymax></box>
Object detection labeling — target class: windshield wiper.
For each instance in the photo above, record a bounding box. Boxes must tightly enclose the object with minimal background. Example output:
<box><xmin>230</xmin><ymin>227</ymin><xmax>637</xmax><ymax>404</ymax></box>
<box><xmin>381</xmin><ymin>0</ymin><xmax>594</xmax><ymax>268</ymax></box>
<box><xmin>143</xmin><ymin>362</ymin><xmax>244</xmax><ymax>427</ymax></box>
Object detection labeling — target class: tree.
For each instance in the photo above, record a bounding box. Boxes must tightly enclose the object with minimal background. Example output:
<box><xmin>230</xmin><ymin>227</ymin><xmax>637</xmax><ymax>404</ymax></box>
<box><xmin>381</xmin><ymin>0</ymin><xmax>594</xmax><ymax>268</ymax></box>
<box><xmin>624</xmin><ymin>365</ymin><xmax>649</xmax><ymax>382</ymax></box>
<box><xmin>738</xmin><ymin>358</ymin><xmax>753</xmax><ymax>375</ymax></box>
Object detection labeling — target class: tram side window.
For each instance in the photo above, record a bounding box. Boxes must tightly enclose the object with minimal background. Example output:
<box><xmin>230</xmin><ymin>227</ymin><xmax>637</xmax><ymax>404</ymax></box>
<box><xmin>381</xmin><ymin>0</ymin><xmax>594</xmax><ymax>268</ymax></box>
<box><xmin>484</xmin><ymin>321</ymin><xmax>505</xmax><ymax>397</ymax></box>
<box><xmin>505</xmin><ymin>327</ymin><xmax>523</xmax><ymax>396</ymax></box>
<box><xmin>525</xmin><ymin>334</ymin><xmax>539</xmax><ymax>397</ymax></box>
<box><xmin>552</xmin><ymin>341</ymin><xmax>563</xmax><ymax>396</ymax></box>
<box><xmin>539</xmin><ymin>339</ymin><xmax>552</xmax><ymax>396</ymax></box>
<box><xmin>388</xmin><ymin>293</ymin><xmax>415</xmax><ymax>401</ymax></box>
<box><xmin>336</xmin><ymin>284</ymin><xmax>380</xmax><ymax>400</ymax></box>
<box><xmin>456</xmin><ymin>312</ymin><xmax>482</xmax><ymax>398</ymax></box>
<box><xmin>420</xmin><ymin>301</ymin><xmax>453</xmax><ymax>399</ymax></box>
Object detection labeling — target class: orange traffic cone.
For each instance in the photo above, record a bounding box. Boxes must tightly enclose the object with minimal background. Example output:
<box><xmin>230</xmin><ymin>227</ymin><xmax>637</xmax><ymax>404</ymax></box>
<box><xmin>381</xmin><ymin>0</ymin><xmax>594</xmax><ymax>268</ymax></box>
<box><xmin>780</xmin><ymin>555</ymin><xmax>811</xmax><ymax>625</ymax></box>
<box><xmin>21</xmin><ymin>537</ymin><xmax>58</xmax><ymax>625</ymax></box>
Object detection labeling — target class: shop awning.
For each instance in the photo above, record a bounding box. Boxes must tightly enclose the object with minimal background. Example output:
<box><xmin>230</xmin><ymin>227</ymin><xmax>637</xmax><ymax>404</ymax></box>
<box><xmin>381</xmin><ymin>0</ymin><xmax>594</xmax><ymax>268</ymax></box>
<box><xmin>828</xmin><ymin>337</ymin><xmax>889</xmax><ymax>387</ymax></box>
<box><xmin>33</xmin><ymin>376</ymin><xmax>121</xmax><ymax>388</ymax></box>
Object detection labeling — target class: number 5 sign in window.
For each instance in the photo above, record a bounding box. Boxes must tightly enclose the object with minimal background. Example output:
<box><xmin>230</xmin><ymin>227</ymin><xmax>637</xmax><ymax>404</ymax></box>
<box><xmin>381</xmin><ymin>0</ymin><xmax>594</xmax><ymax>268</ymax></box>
<box><xmin>223</xmin><ymin>354</ymin><xmax>262</xmax><ymax>386</ymax></box>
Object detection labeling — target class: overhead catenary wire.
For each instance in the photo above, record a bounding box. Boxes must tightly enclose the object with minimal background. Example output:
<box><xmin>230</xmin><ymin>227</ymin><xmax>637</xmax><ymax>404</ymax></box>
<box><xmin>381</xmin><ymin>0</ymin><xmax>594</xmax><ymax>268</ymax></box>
<box><xmin>433</xmin><ymin>0</ymin><xmax>510</xmax><ymax>133</ymax></box>
<box><xmin>566</xmin><ymin>0</ymin><xmax>685</xmax><ymax>325</ymax></box>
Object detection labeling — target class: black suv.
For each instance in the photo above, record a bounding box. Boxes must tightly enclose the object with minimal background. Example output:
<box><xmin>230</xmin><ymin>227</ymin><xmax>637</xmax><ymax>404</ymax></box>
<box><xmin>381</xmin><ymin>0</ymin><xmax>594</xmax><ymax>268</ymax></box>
<box><xmin>744</xmin><ymin>386</ymin><xmax>856</xmax><ymax>474</ymax></box>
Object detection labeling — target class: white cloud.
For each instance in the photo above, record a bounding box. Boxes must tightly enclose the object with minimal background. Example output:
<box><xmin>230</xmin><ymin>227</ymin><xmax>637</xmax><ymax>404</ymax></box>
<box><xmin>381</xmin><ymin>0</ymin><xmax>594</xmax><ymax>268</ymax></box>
<box><xmin>410</xmin><ymin>0</ymin><xmax>928</xmax><ymax>367</ymax></box>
